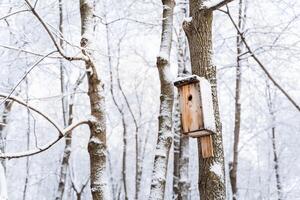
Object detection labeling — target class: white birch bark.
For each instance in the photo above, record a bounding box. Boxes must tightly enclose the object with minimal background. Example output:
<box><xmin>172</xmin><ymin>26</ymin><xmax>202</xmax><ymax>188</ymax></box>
<box><xmin>149</xmin><ymin>0</ymin><xmax>175</xmax><ymax>199</ymax></box>
<box><xmin>0</xmin><ymin>104</ymin><xmax>10</xmax><ymax>200</ymax></box>
<box><xmin>173</xmin><ymin>1</ymin><xmax>191</xmax><ymax>199</ymax></box>
<box><xmin>0</xmin><ymin>100</ymin><xmax>12</xmax><ymax>200</ymax></box>
<box><xmin>266</xmin><ymin>84</ymin><xmax>283</xmax><ymax>200</ymax></box>
<box><xmin>0</xmin><ymin>163</ymin><xmax>7</xmax><ymax>200</ymax></box>
<box><xmin>23</xmin><ymin>77</ymin><xmax>30</xmax><ymax>200</ymax></box>
<box><xmin>80</xmin><ymin>0</ymin><xmax>109</xmax><ymax>199</ymax></box>
<box><xmin>56</xmin><ymin>0</ymin><xmax>72</xmax><ymax>198</ymax></box>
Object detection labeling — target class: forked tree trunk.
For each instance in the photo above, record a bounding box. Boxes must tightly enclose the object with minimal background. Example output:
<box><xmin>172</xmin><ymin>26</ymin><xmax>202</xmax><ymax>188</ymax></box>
<box><xmin>183</xmin><ymin>1</ymin><xmax>226</xmax><ymax>199</ymax></box>
<box><xmin>149</xmin><ymin>0</ymin><xmax>175</xmax><ymax>199</ymax></box>
<box><xmin>80</xmin><ymin>0</ymin><xmax>108</xmax><ymax>199</ymax></box>
<box><xmin>173</xmin><ymin>1</ymin><xmax>190</xmax><ymax>199</ymax></box>
<box><xmin>106</xmin><ymin>25</ymin><xmax>128</xmax><ymax>199</ymax></box>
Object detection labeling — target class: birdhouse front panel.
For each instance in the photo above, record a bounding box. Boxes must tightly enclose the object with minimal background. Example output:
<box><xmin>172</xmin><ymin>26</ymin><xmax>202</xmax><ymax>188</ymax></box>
<box><xmin>178</xmin><ymin>82</ymin><xmax>204</xmax><ymax>134</ymax></box>
<box><xmin>174</xmin><ymin>75</ymin><xmax>216</xmax><ymax>158</ymax></box>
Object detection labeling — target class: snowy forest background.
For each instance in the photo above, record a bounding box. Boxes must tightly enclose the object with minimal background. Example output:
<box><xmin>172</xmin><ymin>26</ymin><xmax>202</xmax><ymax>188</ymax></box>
<box><xmin>0</xmin><ymin>0</ymin><xmax>299</xmax><ymax>199</ymax></box>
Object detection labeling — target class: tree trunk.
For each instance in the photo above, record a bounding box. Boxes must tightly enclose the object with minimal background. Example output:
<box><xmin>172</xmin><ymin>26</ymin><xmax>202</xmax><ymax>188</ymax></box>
<box><xmin>149</xmin><ymin>0</ymin><xmax>175</xmax><ymax>199</ymax></box>
<box><xmin>266</xmin><ymin>84</ymin><xmax>282</xmax><ymax>200</ymax></box>
<box><xmin>23</xmin><ymin>77</ymin><xmax>30</xmax><ymax>200</ymax></box>
<box><xmin>183</xmin><ymin>1</ymin><xmax>226</xmax><ymax>199</ymax></box>
<box><xmin>0</xmin><ymin>101</ymin><xmax>11</xmax><ymax>200</ymax></box>
<box><xmin>229</xmin><ymin>0</ymin><xmax>246</xmax><ymax>199</ymax></box>
<box><xmin>271</xmin><ymin>125</ymin><xmax>282</xmax><ymax>200</ymax></box>
<box><xmin>173</xmin><ymin>1</ymin><xmax>190</xmax><ymax>199</ymax></box>
<box><xmin>56</xmin><ymin>0</ymin><xmax>73</xmax><ymax>198</ymax></box>
<box><xmin>80</xmin><ymin>0</ymin><xmax>108</xmax><ymax>199</ymax></box>
<box><xmin>0</xmin><ymin>101</ymin><xmax>13</xmax><ymax>169</ymax></box>
<box><xmin>106</xmin><ymin>25</ymin><xmax>128</xmax><ymax>199</ymax></box>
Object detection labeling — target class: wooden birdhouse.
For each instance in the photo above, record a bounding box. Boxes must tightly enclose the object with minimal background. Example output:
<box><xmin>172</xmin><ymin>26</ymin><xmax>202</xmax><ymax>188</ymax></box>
<box><xmin>174</xmin><ymin>75</ymin><xmax>216</xmax><ymax>158</ymax></box>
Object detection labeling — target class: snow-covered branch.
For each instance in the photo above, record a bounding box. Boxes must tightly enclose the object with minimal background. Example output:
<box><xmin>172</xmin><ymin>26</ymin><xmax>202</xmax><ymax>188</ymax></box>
<box><xmin>0</xmin><ymin>44</ymin><xmax>62</xmax><ymax>59</ymax></box>
<box><xmin>0</xmin><ymin>51</ymin><xmax>57</xmax><ymax>107</ymax></box>
<box><xmin>0</xmin><ymin>9</ymin><xmax>28</xmax><ymax>21</ymax></box>
<box><xmin>24</xmin><ymin>0</ymin><xmax>87</xmax><ymax>61</ymax></box>
<box><xmin>203</xmin><ymin>0</ymin><xmax>235</xmax><ymax>11</ymax></box>
<box><xmin>0</xmin><ymin>120</ymin><xmax>90</xmax><ymax>159</ymax></box>
<box><xmin>225</xmin><ymin>6</ymin><xmax>300</xmax><ymax>112</ymax></box>
<box><xmin>0</xmin><ymin>93</ymin><xmax>62</xmax><ymax>134</ymax></box>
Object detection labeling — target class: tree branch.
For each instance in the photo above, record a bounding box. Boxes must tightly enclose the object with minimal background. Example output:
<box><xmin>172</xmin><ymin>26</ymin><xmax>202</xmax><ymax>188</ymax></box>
<box><xmin>0</xmin><ymin>93</ymin><xmax>62</xmax><ymax>133</ymax></box>
<box><xmin>0</xmin><ymin>44</ymin><xmax>62</xmax><ymax>58</ymax></box>
<box><xmin>225</xmin><ymin>6</ymin><xmax>300</xmax><ymax>112</ymax></box>
<box><xmin>204</xmin><ymin>0</ymin><xmax>235</xmax><ymax>11</ymax></box>
<box><xmin>0</xmin><ymin>9</ymin><xmax>28</xmax><ymax>21</ymax></box>
<box><xmin>24</xmin><ymin>0</ymin><xmax>86</xmax><ymax>61</ymax></box>
<box><xmin>0</xmin><ymin>51</ymin><xmax>57</xmax><ymax>107</ymax></box>
<box><xmin>0</xmin><ymin>120</ymin><xmax>90</xmax><ymax>159</ymax></box>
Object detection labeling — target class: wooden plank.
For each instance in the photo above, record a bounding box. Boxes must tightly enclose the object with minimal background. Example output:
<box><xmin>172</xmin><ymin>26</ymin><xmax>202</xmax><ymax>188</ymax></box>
<box><xmin>201</xmin><ymin>135</ymin><xmax>214</xmax><ymax>158</ymax></box>
<box><xmin>177</xmin><ymin>79</ymin><xmax>214</xmax><ymax>158</ymax></box>
<box><xmin>188</xmin><ymin>130</ymin><xmax>212</xmax><ymax>138</ymax></box>
<box><xmin>178</xmin><ymin>83</ymin><xmax>203</xmax><ymax>133</ymax></box>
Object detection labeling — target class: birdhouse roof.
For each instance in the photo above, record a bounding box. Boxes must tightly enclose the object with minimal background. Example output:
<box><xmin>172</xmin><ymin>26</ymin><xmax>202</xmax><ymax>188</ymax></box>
<box><xmin>174</xmin><ymin>75</ymin><xmax>200</xmax><ymax>87</ymax></box>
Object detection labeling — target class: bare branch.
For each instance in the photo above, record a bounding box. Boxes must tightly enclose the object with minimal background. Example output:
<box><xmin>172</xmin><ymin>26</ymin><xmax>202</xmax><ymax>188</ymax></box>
<box><xmin>93</xmin><ymin>14</ymin><xmax>159</xmax><ymax>26</ymax></box>
<box><xmin>0</xmin><ymin>44</ymin><xmax>62</xmax><ymax>58</ymax></box>
<box><xmin>0</xmin><ymin>120</ymin><xmax>90</xmax><ymax>159</ymax></box>
<box><xmin>0</xmin><ymin>9</ymin><xmax>28</xmax><ymax>21</ymax></box>
<box><xmin>0</xmin><ymin>51</ymin><xmax>57</xmax><ymax>106</ymax></box>
<box><xmin>0</xmin><ymin>93</ymin><xmax>62</xmax><ymax>133</ymax></box>
<box><xmin>24</xmin><ymin>0</ymin><xmax>86</xmax><ymax>61</ymax></box>
<box><xmin>225</xmin><ymin>6</ymin><xmax>300</xmax><ymax>112</ymax></box>
<box><xmin>204</xmin><ymin>0</ymin><xmax>235</xmax><ymax>11</ymax></box>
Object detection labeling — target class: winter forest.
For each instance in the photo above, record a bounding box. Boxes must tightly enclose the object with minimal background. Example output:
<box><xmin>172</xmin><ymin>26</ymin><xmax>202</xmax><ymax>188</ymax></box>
<box><xmin>0</xmin><ymin>0</ymin><xmax>299</xmax><ymax>199</ymax></box>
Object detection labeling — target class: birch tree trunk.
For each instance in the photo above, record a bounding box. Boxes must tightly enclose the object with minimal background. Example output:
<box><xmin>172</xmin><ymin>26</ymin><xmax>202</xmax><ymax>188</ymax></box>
<box><xmin>149</xmin><ymin>0</ymin><xmax>175</xmax><ymax>199</ymax></box>
<box><xmin>173</xmin><ymin>1</ymin><xmax>190</xmax><ymax>199</ymax></box>
<box><xmin>271</xmin><ymin>118</ymin><xmax>282</xmax><ymax>200</ymax></box>
<box><xmin>23</xmin><ymin>77</ymin><xmax>30</xmax><ymax>200</ymax></box>
<box><xmin>266</xmin><ymin>85</ymin><xmax>282</xmax><ymax>200</ymax></box>
<box><xmin>229</xmin><ymin>0</ymin><xmax>247</xmax><ymax>199</ymax></box>
<box><xmin>0</xmin><ymin>101</ymin><xmax>11</xmax><ymax>200</ymax></box>
<box><xmin>0</xmin><ymin>101</ymin><xmax>12</xmax><ymax>170</ymax></box>
<box><xmin>56</xmin><ymin>0</ymin><xmax>72</xmax><ymax>198</ymax></box>
<box><xmin>80</xmin><ymin>0</ymin><xmax>108</xmax><ymax>199</ymax></box>
<box><xmin>183</xmin><ymin>1</ymin><xmax>227</xmax><ymax>199</ymax></box>
<box><xmin>0</xmin><ymin>163</ymin><xmax>7</xmax><ymax>200</ymax></box>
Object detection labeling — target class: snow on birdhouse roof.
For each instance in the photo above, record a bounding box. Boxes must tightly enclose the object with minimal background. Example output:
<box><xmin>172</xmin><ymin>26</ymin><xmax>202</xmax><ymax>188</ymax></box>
<box><xmin>174</xmin><ymin>75</ymin><xmax>199</xmax><ymax>87</ymax></box>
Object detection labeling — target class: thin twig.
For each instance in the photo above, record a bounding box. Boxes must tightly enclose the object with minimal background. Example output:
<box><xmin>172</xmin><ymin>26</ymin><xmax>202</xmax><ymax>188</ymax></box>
<box><xmin>225</xmin><ymin>6</ymin><xmax>300</xmax><ymax>112</ymax></box>
<box><xmin>0</xmin><ymin>120</ymin><xmax>89</xmax><ymax>159</ymax></box>
<box><xmin>0</xmin><ymin>44</ymin><xmax>62</xmax><ymax>58</ymax></box>
<box><xmin>0</xmin><ymin>93</ymin><xmax>62</xmax><ymax>134</ymax></box>
<box><xmin>205</xmin><ymin>0</ymin><xmax>235</xmax><ymax>11</ymax></box>
<box><xmin>0</xmin><ymin>9</ymin><xmax>28</xmax><ymax>21</ymax></box>
<box><xmin>24</xmin><ymin>0</ymin><xmax>86</xmax><ymax>61</ymax></box>
<box><xmin>0</xmin><ymin>51</ymin><xmax>57</xmax><ymax>106</ymax></box>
